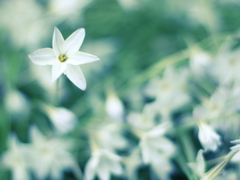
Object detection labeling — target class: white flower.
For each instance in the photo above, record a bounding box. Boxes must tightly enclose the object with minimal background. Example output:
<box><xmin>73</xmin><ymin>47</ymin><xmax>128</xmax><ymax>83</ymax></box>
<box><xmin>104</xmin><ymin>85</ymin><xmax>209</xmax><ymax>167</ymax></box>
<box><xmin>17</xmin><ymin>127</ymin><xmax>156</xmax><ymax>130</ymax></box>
<box><xmin>117</xmin><ymin>0</ymin><xmax>139</xmax><ymax>10</ymax></box>
<box><xmin>47</xmin><ymin>0</ymin><xmax>93</xmax><ymax>27</ymax></box>
<box><xmin>85</xmin><ymin>149</ymin><xmax>123</xmax><ymax>180</ymax></box>
<box><xmin>214</xmin><ymin>44</ymin><xmax>240</xmax><ymax>85</ymax></box>
<box><xmin>41</xmin><ymin>103</ymin><xmax>77</xmax><ymax>134</ymax></box>
<box><xmin>29</xmin><ymin>27</ymin><xmax>100</xmax><ymax>90</ymax></box>
<box><xmin>145</xmin><ymin>67</ymin><xmax>188</xmax><ymax>99</ymax></box>
<box><xmin>189</xmin><ymin>49</ymin><xmax>213</xmax><ymax>76</ymax></box>
<box><xmin>193</xmin><ymin>88</ymin><xmax>227</xmax><ymax>120</ymax></box>
<box><xmin>198</xmin><ymin>121</ymin><xmax>221</xmax><ymax>152</ymax></box>
<box><xmin>140</xmin><ymin>122</ymin><xmax>175</xmax><ymax>164</ymax></box>
<box><xmin>80</xmin><ymin>38</ymin><xmax>117</xmax><ymax>78</ymax></box>
<box><xmin>0</xmin><ymin>0</ymin><xmax>45</xmax><ymax>48</ymax></box>
<box><xmin>1</xmin><ymin>134</ymin><xmax>30</xmax><ymax>180</ymax></box>
<box><xmin>151</xmin><ymin>159</ymin><xmax>174</xmax><ymax>180</ymax></box>
<box><xmin>138</xmin><ymin>123</ymin><xmax>175</xmax><ymax>180</ymax></box>
<box><xmin>188</xmin><ymin>149</ymin><xmax>205</xmax><ymax>177</ymax></box>
<box><xmin>28</xmin><ymin>126</ymin><xmax>82</xmax><ymax>180</ymax></box>
<box><xmin>105</xmin><ymin>91</ymin><xmax>124</xmax><ymax>121</ymax></box>
<box><xmin>4</xmin><ymin>89</ymin><xmax>30</xmax><ymax>119</ymax></box>
<box><xmin>144</xmin><ymin>67</ymin><xmax>190</xmax><ymax>118</ymax></box>
<box><xmin>127</xmin><ymin>104</ymin><xmax>157</xmax><ymax>131</ymax></box>
<box><xmin>48</xmin><ymin>0</ymin><xmax>91</xmax><ymax>16</ymax></box>
<box><xmin>95</xmin><ymin>123</ymin><xmax>128</xmax><ymax>151</ymax></box>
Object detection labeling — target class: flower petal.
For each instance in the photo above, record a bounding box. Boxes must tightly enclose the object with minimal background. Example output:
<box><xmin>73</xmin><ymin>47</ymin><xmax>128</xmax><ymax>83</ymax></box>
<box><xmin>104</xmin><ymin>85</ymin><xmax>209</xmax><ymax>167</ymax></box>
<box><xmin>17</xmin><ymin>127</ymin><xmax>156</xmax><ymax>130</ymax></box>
<box><xmin>85</xmin><ymin>155</ymin><xmax>99</xmax><ymax>180</ymax></box>
<box><xmin>63</xmin><ymin>28</ymin><xmax>85</xmax><ymax>54</ymax></box>
<box><xmin>67</xmin><ymin>51</ymin><xmax>100</xmax><ymax>65</ymax></box>
<box><xmin>52</xmin><ymin>61</ymin><xmax>67</xmax><ymax>83</ymax></box>
<box><xmin>196</xmin><ymin>149</ymin><xmax>205</xmax><ymax>176</ymax></box>
<box><xmin>29</xmin><ymin>48</ymin><xmax>56</xmax><ymax>65</ymax></box>
<box><xmin>64</xmin><ymin>64</ymin><xmax>86</xmax><ymax>90</ymax></box>
<box><xmin>52</xmin><ymin>27</ymin><xmax>64</xmax><ymax>56</ymax></box>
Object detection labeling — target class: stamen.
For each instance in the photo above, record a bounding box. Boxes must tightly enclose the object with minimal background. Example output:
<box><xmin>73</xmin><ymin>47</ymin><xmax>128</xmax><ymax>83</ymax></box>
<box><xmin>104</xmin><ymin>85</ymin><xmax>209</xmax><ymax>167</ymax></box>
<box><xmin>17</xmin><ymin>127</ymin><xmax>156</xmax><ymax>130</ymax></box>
<box><xmin>58</xmin><ymin>54</ymin><xmax>67</xmax><ymax>62</ymax></box>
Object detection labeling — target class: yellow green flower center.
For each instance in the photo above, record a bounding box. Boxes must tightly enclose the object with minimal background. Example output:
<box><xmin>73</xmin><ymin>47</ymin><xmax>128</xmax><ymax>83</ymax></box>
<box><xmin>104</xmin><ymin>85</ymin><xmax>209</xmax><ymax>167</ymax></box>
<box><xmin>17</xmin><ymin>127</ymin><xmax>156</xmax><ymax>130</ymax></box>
<box><xmin>58</xmin><ymin>54</ymin><xmax>67</xmax><ymax>62</ymax></box>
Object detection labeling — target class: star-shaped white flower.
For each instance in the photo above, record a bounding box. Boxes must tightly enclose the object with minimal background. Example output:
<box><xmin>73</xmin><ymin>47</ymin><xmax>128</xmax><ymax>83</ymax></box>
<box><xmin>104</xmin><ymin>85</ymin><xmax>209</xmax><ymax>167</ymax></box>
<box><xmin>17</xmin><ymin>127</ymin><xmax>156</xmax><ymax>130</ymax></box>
<box><xmin>85</xmin><ymin>149</ymin><xmax>123</xmax><ymax>180</ymax></box>
<box><xmin>29</xmin><ymin>27</ymin><xmax>100</xmax><ymax>90</ymax></box>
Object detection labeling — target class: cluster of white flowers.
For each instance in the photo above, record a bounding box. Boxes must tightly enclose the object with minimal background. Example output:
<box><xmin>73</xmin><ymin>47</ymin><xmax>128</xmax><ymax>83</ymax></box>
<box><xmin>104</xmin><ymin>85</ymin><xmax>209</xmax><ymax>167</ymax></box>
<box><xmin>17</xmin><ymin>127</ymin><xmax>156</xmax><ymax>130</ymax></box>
<box><xmin>2</xmin><ymin>1</ymin><xmax>240</xmax><ymax>179</ymax></box>
<box><xmin>1</xmin><ymin>126</ymin><xmax>81</xmax><ymax>180</ymax></box>
<box><xmin>0</xmin><ymin>0</ymin><xmax>93</xmax><ymax>49</ymax></box>
<box><xmin>5</xmin><ymin>34</ymin><xmax>240</xmax><ymax>180</ymax></box>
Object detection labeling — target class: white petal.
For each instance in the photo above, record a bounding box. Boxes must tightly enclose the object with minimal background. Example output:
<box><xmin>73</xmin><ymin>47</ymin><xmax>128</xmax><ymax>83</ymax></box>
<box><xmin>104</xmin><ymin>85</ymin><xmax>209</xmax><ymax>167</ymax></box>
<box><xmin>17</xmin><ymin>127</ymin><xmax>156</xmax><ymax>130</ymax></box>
<box><xmin>9</xmin><ymin>134</ymin><xmax>20</xmax><ymax>151</ymax></box>
<box><xmin>97</xmin><ymin>165</ymin><xmax>110</xmax><ymax>180</ymax></box>
<box><xmin>231</xmin><ymin>140</ymin><xmax>240</xmax><ymax>144</ymax></box>
<box><xmin>148</xmin><ymin>122</ymin><xmax>171</xmax><ymax>137</ymax></box>
<box><xmin>29</xmin><ymin>48</ymin><xmax>56</xmax><ymax>65</ymax></box>
<box><xmin>64</xmin><ymin>64</ymin><xmax>86</xmax><ymax>90</ymax></box>
<box><xmin>140</xmin><ymin>139</ymin><xmax>151</xmax><ymax>163</ymax></box>
<box><xmin>30</xmin><ymin>125</ymin><xmax>46</xmax><ymax>143</ymax></box>
<box><xmin>109</xmin><ymin>161</ymin><xmax>122</xmax><ymax>175</ymax></box>
<box><xmin>63</xmin><ymin>28</ymin><xmax>85</xmax><ymax>54</ymax></box>
<box><xmin>196</xmin><ymin>149</ymin><xmax>205</xmax><ymax>176</ymax></box>
<box><xmin>85</xmin><ymin>156</ymin><xmax>99</xmax><ymax>180</ymax></box>
<box><xmin>230</xmin><ymin>144</ymin><xmax>240</xmax><ymax>151</ymax></box>
<box><xmin>13</xmin><ymin>167</ymin><xmax>30</xmax><ymax>180</ymax></box>
<box><xmin>52</xmin><ymin>61</ymin><xmax>67</xmax><ymax>83</ymax></box>
<box><xmin>52</xmin><ymin>27</ymin><xmax>64</xmax><ymax>56</ymax></box>
<box><xmin>67</xmin><ymin>51</ymin><xmax>100</xmax><ymax>65</ymax></box>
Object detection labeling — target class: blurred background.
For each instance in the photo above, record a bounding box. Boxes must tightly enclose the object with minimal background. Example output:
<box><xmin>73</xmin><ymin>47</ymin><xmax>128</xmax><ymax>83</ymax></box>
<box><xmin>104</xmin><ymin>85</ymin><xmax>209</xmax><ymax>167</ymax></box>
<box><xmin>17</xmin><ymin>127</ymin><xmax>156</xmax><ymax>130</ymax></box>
<box><xmin>1</xmin><ymin>0</ymin><xmax>240</xmax><ymax>180</ymax></box>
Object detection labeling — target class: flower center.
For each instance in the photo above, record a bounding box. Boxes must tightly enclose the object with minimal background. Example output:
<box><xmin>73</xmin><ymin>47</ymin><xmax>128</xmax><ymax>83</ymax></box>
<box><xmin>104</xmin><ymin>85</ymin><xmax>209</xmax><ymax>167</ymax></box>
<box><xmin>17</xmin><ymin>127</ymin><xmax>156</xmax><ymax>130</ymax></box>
<box><xmin>58</xmin><ymin>54</ymin><xmax>67</xmax><ymax>62</ymax></box>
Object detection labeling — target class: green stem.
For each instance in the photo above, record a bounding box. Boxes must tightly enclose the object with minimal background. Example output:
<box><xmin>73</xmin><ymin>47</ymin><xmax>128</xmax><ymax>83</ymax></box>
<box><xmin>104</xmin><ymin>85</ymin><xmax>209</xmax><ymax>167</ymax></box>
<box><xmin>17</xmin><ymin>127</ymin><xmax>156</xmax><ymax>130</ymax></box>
<box><xmin>55</xmin><ymin>79</ymin><xmax>60</xmax><ymax>106</ymax></box>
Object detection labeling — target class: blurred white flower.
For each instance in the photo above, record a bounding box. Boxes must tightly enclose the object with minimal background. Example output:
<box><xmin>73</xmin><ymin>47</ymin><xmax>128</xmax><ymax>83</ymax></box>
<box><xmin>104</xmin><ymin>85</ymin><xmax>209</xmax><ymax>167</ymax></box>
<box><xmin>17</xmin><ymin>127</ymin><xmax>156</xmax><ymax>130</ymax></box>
<box><xmin>85</xmin><ymin>149</ymin><xmax>123</xmax><ymax>180</ymax></box>
<box><xmin>28</xmin><ymin>64</ymin><xmax>57</xmax><ymax>100</ymax></box>
<box><xmin>166</xmin><ymin>0</ymin><xmax>220</xmax><ymax>32</ymax></box>
<box><xmin>214</xmin><ymin>46</ymin><xmax>240</xmax><ymax>86</ymax></box>
<box><xmin>201</xmin><ymin>86</ymin><xmax>240</xmax><ymax>139</ymax></box>
<box><xmin>95</xmin><ymin>123</ymin><xmax>128</xmax><ymax>151</ymax></box>
<box><xmin>146</xmin><ymin>67</ymin><xmax>191</xmax><ymax>121</ymax></box>
<box><xmin>4</xmin><ymin>89</ymin><xmax>30</xmax><ymax>119</ymax></box>
<box><xmin>1</xmin><ymin>134</ymin><xmax>30</xmax><ymax>180</ymax></box>
<box><xmin>198</xmin><ymin>121</ymin><xmax>221</xmax><ymax>152</ymax></box>
<box><xmin>188</xmin><ymin>149</ymin><xmax>205</xmax><ymax>177</ymax></box>
<box><xmin>123</xmin><ymin>148</ymin><xmax>143</xmax><ymax>180</ymax></box>
<box><xmin>48</xmin><ymin>0</ymin><xmax>90</xmax><ymax>15</ymax></box>
<box><xmin>145</xmin><ymin>67</ymin><xmax>190</xmax><ymax>119</ymax></box>
<box><xmin>117</xmin><ymin>0</ymin><xmax>139</xmax><ymax>10</ymax></box>
<box><xmin>29</xmin><ymin>27</ymin><xmax>100</xmax><ymax>90</ymax></box>
<box><xmin>145</xmin><ymin>67</ymin><xmax>188</xmax><ymax>99</ymax></box>
<box><xmin>193</xmin><ymin>88</ymin><xmax>227</xmax><ymax>120</ymax></box>
<box><xmin>0</xmin><ymin>0</ymin><xmax>50</xmax><ymax>49</ymax></box>
<box><xmin>105</xmin><ymin>91</ymin><xmax>124</xmax><ymax>121</ymax></box>
<box><xmin>151</xmin><ymin>159</ymin><xmax>174</xmax><ymax>180</ymax></box>
<box><xmin>48</xmin><ymin>0</ymin><xmax>92</xmax><ymax>25</ymax></box>
<box><xmin>28</xmin><ymin>126</ymin><xmax>82</xmax><ymax>180</ymax></box>
<box><xmin>127</xmin><ymin>104</ymin><xmax>157</xmax><ymax>131</ymax></box>
<box><xmin>140</xmin><ymin>127</ymin><xmax>175</xmax><ymax>164</ymax></box>
<box><xmin>41</xmin><ymin>103</ymin><xmax>77</xmax><ymax>134</ymax></box>
<box><xmin>139</xmin><ymin>122</ymin><xmax>175</xmax><ymax>180</ymax></box>
<box><xmin>140</xmin><ymin>123</ymin><xmax>175</xmax><ymax>164</ymax></box>
<box><xmin>190</xmin><ymin>49</ymin><xmax>213</xmax><ymax>76</ymax></box>
<box><xmin>80</xmin><ymin>38</ymin><xmax>117</xmax><ymax>78</ymax></box>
